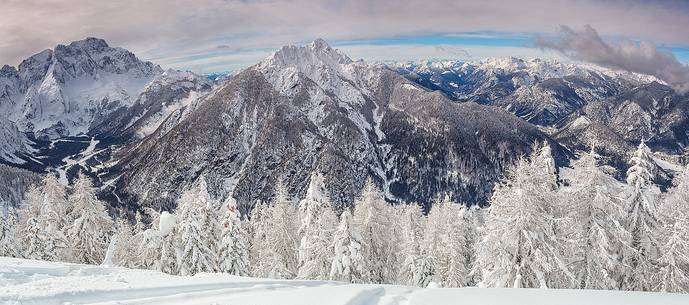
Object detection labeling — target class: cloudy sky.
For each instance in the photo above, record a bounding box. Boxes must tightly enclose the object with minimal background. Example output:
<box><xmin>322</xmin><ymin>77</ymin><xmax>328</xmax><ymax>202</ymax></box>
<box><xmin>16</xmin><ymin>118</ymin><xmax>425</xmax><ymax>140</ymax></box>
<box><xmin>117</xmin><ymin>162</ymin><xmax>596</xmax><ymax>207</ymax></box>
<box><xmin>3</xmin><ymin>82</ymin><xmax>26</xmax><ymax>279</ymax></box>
<box><xmin>2</xmin><ymin>0</ymin><xmax>689</xmax><ymax>74</ymax></box>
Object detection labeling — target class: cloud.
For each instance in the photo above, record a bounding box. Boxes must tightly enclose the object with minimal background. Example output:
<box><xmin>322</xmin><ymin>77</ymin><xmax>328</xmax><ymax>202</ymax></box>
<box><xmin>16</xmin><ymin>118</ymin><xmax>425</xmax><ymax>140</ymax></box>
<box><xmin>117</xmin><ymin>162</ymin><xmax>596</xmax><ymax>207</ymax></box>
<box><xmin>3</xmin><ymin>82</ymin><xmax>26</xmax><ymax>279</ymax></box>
<box><xmin>1</xmin><ymin>0</ymin><xmax>688</xmax><ymax>73</ymax></box>
<box><xmin>535</xmin><ymin>25</ymin><xmax>689</xmax><ymax>93</ymax></box>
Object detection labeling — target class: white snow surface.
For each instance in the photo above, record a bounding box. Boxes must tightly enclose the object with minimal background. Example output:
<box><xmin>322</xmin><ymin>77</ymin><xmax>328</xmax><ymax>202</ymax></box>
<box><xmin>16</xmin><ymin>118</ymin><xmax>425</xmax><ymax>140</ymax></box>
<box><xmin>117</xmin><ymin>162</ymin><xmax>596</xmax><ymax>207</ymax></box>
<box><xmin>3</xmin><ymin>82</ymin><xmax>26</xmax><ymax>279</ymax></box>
<box><xmin>1</xmin><ymin>257</ymin><xmax>687</xmax><ymax>305</ymax></box>
<box><xmin>157</xmin><ymin>211</ymin><xmax>177</xmax><ymax>236</ymax></box>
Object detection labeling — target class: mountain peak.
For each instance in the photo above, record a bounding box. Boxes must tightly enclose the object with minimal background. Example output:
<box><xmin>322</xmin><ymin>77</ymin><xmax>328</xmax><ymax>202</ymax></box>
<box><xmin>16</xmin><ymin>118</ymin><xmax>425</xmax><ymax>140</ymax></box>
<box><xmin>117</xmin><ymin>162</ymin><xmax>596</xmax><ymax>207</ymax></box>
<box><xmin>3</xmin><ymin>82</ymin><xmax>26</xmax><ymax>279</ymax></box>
<box><xmin>0</xmin><ymin>65</ymin><xmax>17</xmax><ymax>76</ymax></box>
<box><xmin>67</xmin><ymin>37</ymin><xmax>110</xmax><ymax>50</ymax></box>
<box><xmin>308</xmin><ymin>38</ymin><xmax>331</xmax><ymax>51</ymax></box>
<box><xmin>261</xmin><ymin>38</ymin><xmax>352</xmax><ymax>72</ymax></box>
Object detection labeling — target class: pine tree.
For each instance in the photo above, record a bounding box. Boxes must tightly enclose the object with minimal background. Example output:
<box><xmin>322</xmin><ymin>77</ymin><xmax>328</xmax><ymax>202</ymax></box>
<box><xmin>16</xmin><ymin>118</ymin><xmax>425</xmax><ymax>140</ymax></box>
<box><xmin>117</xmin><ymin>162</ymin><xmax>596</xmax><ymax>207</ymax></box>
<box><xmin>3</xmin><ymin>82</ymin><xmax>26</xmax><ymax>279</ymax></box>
<box><xmin>14</xmin><ymin>174</ymin><xmax>72</xmax><ymax>262</ymax></box>
<box><xmin>330</xmin><ymin>210</ymin><xmax>366</xmax><ymax>283</ymax></box>
<box><xmin>445</xmin><ymin>205</ymin><xmax>471</xmax><ymax>287</ymax></box>
<box><xmin>249</xmin><ymin>199</ymin><xmax>270</xmax><ymax>277</ymax></box>
<box><xmin>112</xmin><ymin>218</ymin><xmax>137</xmax><ymax>268</ymax></box>
<box><xmin>624</xmin><ymin>142</ymin><xmax>661</xmax><ymax>291</ymax></box>
<box><xmin>158</xmin><ymin>226</ymin><xmax>179</xmax><ymax>274</ymax></box>
<box><xmin>423</xmin><ymin>195</ymin><xmax>471</xmax><ymax>287</ymax></box>
<box><xmin>654</xmin><ymin>165</ymin><xmax>689</xmax><ymax>293</ymax></box>
<box><xmin>19</xmin><ymin>186</ymin><xmax>55</xmax><ymax>261</ymax></box>
<box><xmin>177</xmin><ymin>178</ymin><xmax>217</xmax><ymax>276</ymax></box>
<box><xmin>134</xmin><ymin>211</ymin><xmax>145</xmax><ymax>233</ymax></box>
<box><xmin>218</xmin><ymin>195</ymin><xmax>250</xmax><ymax>276</ymax></box>
<box><xmin>200</xmin><ymin>196</ymin><xmax>222</xmax><ymax>272</ymax></box>
<box><xmin>655</xmin><ymin>221</ymin><xmax>689</xmax><ymax>292</ymax></box>
<box><xmin>476</xmin><ymin>142</ymin><xmax>575</xmax><ymax>288</ymax></box>
<box><xmin>41</xmin><ymin>173</ymin><xmax>71</xmax><ymax>229</ymax></box>
<box><xmin>464</xmin><ymin>205</ymin><xmax>484</xmax><ymax>286</ymax></box>
<box><xmin>352</xmin><ymin>177</ymin><xmax>397</xmax><ymax>283</ymax></box>
<box><xmin>39</xmin><ymin>174</ymin><xmax>72</xmax><ymax>261</ymax></box>
<box><xmin>297</xmin><ymin>172</ymin><xmax>336</xmax><ymax>280</ymax></box>
<box><xmin>0</xmin><ymin>205</ymin><xmax>19</xmax><ymax>257</ymax></box>
<box><xmin>398</xmin><ymin>204</ymin><xmax>433</xmax><ymax>287</ymax></box>
<box><xmin>563</xmin><ymin>150</ymin><xmax>630</xmax><ymax>289</ymax></box>
<box><xmin>260</xmin><ymin>181</ymin><xmax>300</xmax><ymax>279</ymax></box>
<box><xmin>133</xmin><ymin>210</ymin><xmax>162</xmax><ymax>270</ymax></box>
<box><xmin>66</xmin><ymin>174</ymin><xmax>114</xmax><ymax>264</ymax></box>
<box><xmin>423</xmin><ymin>195</ymin><xmax>448</xmax><ymax>285</ymax></box>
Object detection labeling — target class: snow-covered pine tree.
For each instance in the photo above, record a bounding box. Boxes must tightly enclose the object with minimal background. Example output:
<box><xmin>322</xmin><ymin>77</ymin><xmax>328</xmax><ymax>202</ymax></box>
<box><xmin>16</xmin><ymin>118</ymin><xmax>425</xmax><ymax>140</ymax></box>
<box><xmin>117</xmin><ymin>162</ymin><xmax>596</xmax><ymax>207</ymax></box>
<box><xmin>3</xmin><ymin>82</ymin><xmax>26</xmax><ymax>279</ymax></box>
<box><xmin>654</xmin><ymin>220</ymin><xmax>689</xmax><ymax>292</ymax></box>
<box><xmin>423</xmin><ymin>195</ymin><xmax>448</xmax><ymax>285</ymax></box>
<box><xmin>66</xmin><ymin>173</ymin><xmax>114</xmax><ymax>264</ymax></box>
<box><xmin>352</xmin><ymin>177</ymin><xmax>396</xmax><ymax>283</ymax></box>
<box><xmin>157</xmin><ymin>211</ymin><xmax>179</xmax><ymax>275</ymax></box>
<box><xmin>624</xmin><ymin>141</ymin><xmax>661</xmax><ymax>291</ymax></box>
<box><xmin>247</xmin><ymin>199</ymin><xmax>268</xmax><ymax>276</ymax></box>
<box><xmin>653</xmin><ymin>165</ymin><xmax>689</xmax><ymax>293</ymax></box>
<box><xmin>112</xmin><ymin>217</ymin><xmax>137</xmax><ymax>268</ymax></box>
<box><xmin>200</xmin><ymin>194</ymin><xmax>221</xmax><ymax>272</ymax></box>
<box><xmin>0</xmin><ymin>204</ymin><xmax>19</xmax><ymax>257</ymax></box>
<box><xmin>19</xmin><ymin>186</ymin><xmax>56</xmax><ymax>261</ymax></box>
<box><xmin>330</xmin><ymin>209</ymin><xmax>366</xmax><ymax>283</ymax></box>
<box><xmin>464</xmin><ymin>205</ymin><xmax>484</xmax><ymax>286</ymax></box>
<box><xmin>260</xmin><ymin>181</ymin><xmax>299</xmax><ymax>279</ymax></box>
<box><xmin>218</xmin><ymin>195</ymin><xmax>250</xmax><ymax>276</ymax></box>
<box><xmin>297</xmin><ymin>172</ymin><xmax>336</xmax><ymax>280</ymax></box>
<box><xmin>177</xmin><ymin>178</ymin><xmax>217</xmax><ymax>276</ymax></box>
<box><xmin>136</xmin><ymin>209</ymin><xmax>163</xmax><ymax>270</ymax></box>
<box><xmin>563</xmin><ymin>150</ymin><xmax>630</xmax><ymax>290</ymax></box>
<box><xmin>423</xmin><ymin>195</ymin><xmax>471</xmax><ymax>287</ymax></box>
<box><xmin>38</xmin><ymin>174</ymin><xmax>71</xmax><ymax>261</ymax></box>
<box><xmin>445</xmin><ymin>205</ymin><xmax>471</xmax><ymax>288</ymax></box>
<box><xmin>41</xmin><ymin>174</ymin><xmax>71</xmax><ymax>229</ymax></box>
<box><xmin>398</xmin><ymin>204</ymin><xmax>433</xmax><ymax>287</ymax></box>
<box><xmin>134</xmin><ymin>211</ymin><xmax>145</xmax><ymax>233</ymax></box>
<box><xmin>476</xmin><ymin>142</ymin><xmax>575</xmax><ymax>289</ymax></box>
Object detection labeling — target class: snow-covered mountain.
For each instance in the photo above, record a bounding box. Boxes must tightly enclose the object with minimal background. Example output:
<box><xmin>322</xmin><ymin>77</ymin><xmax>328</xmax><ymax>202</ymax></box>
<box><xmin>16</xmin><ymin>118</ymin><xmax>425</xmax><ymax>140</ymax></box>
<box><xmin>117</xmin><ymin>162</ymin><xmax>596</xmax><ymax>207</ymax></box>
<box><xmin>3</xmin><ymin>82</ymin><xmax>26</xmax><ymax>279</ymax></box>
<box><xmin>394</xmin><ymin>58</ymin><xmax>689</xmax><ymax>172</ymax></box>
<box><xmin>393</xmin><ymin>58</ymin><xmax>657</xmax><ymax>126</ymax></box>
<box><xmin>0</xmin><ymin>38</ymin><xmax>162</xmax><ymax>139</ymax></box>
<box><xmin>90</xmin><ymin>68</ymin><xmax>214</xmax><ymax>140</ymax></box>
<box><xmin>112</xmin><ymin>39</ymin><xmax>556</xmax><ymax>211</ymax></box>
<box><xmin>556</xmin><ymin>81</ymin><xmax>689</xmax><ymax>154</ymax></box>
<box><xmin>0</xmin><ymin>38</ymin><xmax>214</xmax><ymax>168</ymax></box>
<box><xmin>2</xmin><ymin>36</ymin><xmax>685</xmax><ymax>211</ymax></box>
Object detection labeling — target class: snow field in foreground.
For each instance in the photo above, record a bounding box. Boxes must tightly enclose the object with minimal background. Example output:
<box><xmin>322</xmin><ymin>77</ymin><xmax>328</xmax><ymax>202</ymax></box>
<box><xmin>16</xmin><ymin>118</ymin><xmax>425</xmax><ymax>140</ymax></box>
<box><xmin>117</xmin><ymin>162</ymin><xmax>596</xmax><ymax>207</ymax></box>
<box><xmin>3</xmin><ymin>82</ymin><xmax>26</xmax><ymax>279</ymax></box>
<box><xmin>1</xmin><ymin>257</ymin><xmax>688</xmax><ymax>305</ymax></box>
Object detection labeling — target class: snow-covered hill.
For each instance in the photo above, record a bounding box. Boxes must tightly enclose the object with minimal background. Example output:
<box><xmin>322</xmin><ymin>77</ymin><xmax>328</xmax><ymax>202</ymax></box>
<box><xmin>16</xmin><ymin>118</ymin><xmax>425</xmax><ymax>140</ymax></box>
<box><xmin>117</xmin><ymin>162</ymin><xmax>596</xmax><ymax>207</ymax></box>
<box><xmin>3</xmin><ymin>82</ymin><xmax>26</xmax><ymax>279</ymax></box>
<box><xmin>1</xmin><ymin>257</ymin><xmax>687</xmax><ymax>305</ymax></box>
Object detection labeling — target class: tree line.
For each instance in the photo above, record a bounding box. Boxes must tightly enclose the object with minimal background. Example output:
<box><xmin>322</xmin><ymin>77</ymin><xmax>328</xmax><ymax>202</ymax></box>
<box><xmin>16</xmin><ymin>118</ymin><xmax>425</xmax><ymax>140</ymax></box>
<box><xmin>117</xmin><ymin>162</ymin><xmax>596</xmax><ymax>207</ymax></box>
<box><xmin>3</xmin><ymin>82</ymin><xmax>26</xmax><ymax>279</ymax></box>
<box><xmin>1</xmin><ymin>141</ymin><xmax>688</xmax><ymax>292</ymax></box>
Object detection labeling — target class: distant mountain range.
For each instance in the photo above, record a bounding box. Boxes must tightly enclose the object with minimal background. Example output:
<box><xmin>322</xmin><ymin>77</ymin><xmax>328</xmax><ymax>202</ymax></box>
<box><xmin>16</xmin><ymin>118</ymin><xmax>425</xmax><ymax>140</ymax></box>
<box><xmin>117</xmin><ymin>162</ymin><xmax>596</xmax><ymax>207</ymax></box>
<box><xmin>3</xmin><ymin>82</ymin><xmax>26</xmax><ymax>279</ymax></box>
<box><xmin>0</xmin><ymin>37</ymin><xmax>686</xmax><ymax>210</ymax></box>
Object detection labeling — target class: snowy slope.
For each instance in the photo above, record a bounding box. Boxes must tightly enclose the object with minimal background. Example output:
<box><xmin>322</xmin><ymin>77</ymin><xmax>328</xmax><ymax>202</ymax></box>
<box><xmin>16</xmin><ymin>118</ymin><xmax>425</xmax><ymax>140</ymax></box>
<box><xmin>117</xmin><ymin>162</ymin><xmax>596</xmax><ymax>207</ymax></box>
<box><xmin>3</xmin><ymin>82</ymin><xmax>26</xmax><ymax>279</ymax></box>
<box><xmin>1</xmin><ymin>257</ymin><xmax>688</xmax><ymax>305</ymax></box>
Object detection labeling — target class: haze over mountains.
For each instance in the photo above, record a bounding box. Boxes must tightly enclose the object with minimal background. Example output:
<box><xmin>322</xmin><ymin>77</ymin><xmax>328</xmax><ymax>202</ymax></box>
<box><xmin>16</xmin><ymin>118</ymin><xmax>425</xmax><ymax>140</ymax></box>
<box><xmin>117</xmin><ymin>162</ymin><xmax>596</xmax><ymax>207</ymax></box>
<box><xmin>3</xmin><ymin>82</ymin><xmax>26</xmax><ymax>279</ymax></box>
<box><xmin>0</xmin><ymin>37</ymin><xmax>687</xmax><ymax>210</ymax></box>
